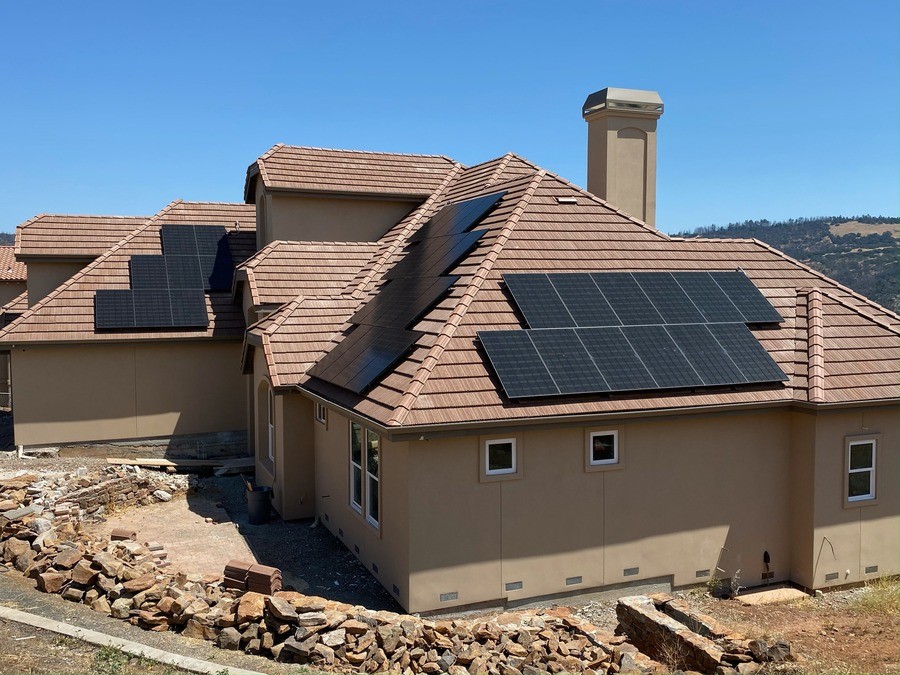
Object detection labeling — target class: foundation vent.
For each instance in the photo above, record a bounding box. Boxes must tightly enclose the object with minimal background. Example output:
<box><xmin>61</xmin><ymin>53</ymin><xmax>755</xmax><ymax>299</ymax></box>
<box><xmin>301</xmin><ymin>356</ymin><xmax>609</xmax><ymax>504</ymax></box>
<box><xmin>865</xmin><ymin>565</ymin><xmax>879</xmax><ymax>574</ymax></box>
<box><xmin>624</xmin><ymin>567</ymin><xmax>640</xmax><ymax>577</ymax></box>
<box><xmin>761</xmin><ymin>571</ymin><xmax>775</xmax><ymax>580</ymax></box>
<box><xmin>440</xmin><ymin>591</ymin><xmax>458</xmax><ymax>602</ymax></box>
<box><xmin>825</xmin><ymin>572</ymin><xmax>839</xmax><ymax>581</ymax></box>
<box><xmin>505</xmin><ymin>581</ymin><xmax>523</xmax><ymax>591</ymax></box>
<box><xmin>566</xmin><ymin>576</ymin><xmax>583</xmax><ymax>586</ymax></box>
<box><xmin>695</xmin><ymin>569</ymin><xmax>710</xmax><ymax>578</ymax></box>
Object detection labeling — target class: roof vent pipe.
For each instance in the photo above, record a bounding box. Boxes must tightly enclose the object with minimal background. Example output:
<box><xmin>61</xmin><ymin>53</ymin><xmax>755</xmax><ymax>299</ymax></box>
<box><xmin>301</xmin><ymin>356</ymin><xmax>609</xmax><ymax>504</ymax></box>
<box><xmin>582</xmin><ymin>87</ymin><xmax>664</xmax><ymax>228</ymax></box>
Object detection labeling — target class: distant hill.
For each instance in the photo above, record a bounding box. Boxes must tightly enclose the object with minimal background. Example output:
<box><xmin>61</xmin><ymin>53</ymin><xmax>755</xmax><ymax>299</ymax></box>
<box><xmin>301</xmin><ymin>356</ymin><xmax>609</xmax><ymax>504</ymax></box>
<box><xmin>0</xmin><ymin>233</ymin><xmax>13</xmax><ymax>246</ymax></box>
<box><xmin>674</xmin><ymin>216</ymin><xmax>900</xmax><ymax>313</ymax></box>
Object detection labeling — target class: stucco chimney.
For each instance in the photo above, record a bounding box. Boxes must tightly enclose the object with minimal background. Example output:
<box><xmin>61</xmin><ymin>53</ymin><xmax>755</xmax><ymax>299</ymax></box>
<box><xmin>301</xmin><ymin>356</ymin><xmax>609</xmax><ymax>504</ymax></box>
<box><xmin>582</xmin><ymin>87</ymin><xmax>664</xmax><ymax>227</ymax></box>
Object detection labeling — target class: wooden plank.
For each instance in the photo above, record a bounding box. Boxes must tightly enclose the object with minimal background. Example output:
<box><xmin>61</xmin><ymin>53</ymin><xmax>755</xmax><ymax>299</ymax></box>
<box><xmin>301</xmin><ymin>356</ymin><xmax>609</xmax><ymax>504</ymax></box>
<box><xmin>105</xmin><ymin>458</ymin><xmax>225</xmax><ymax>468</ymax></box>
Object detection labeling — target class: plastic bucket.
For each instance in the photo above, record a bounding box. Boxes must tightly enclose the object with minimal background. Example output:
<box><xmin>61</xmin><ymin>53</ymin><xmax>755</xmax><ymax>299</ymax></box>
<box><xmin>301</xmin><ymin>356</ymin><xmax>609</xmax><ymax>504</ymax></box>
<box><xmin>246</xmin><ymin>485</ymin><xmax>273</xmax><ymax>525</ymax></box>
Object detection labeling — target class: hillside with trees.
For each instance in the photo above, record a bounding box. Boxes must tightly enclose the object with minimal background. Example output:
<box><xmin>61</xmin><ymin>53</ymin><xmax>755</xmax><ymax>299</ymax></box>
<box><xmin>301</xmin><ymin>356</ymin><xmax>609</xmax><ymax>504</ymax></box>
<box><xmin>674</xmin><ymin>216</ymin><xmax>900</xmax><ymax>313</ymax></box>
<box><xmin>0</xmin><ymin>233</ymin><xmax>13</xmax><ymax>246</ymax></box>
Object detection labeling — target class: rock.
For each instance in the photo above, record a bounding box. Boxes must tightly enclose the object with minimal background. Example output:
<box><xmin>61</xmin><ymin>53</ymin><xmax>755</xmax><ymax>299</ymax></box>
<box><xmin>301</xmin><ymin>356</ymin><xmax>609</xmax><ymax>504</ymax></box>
<box><xmin>62</xmin><ymin>586</ymin><xmax>84</xmax><ymax>602</ymax></box>
<box><xmin>111</xmin><ymin>597</ymin><xmax>134</xmax><ymax>619</ymax></box>
<box><xmin>340</xmin><ymin>617</ymin><xmax>370</xmax><ymax>634</ymax></box>
<box><xmin>31</xmin><ymin>530</ymin><xmax>58</xmax><ymax>552</ymax></box>
<box><xmin>236</xmin><ymin>592</ymin><xmax>267</xmax><ymax>624</ymax></box>
<box><xmin>723</xmin><ymin>653</ymin><xmax>753</xmax><ymax>664</ymax></box>
<box><xmin>14</xmin><ymin>550</ymin><xmax>35</xmax><ymax>573</ymax></box>
<box><xmin>92</xmin><ymin>552</ymin><xmax>122</xmax><ymax>577</ymax></box>
<box><xmin>91</xmin><ymin>596</ymin><xmax>112</xmax><ymax>614</ymax></box>
<box><xmin>2</xmin><ymin>504</ymin><xmax>41</xmax><ymax>521</ymax></box>
<box><xmin>37</xmin><ymin>571</ymin><xmax>67</xmax><ymax>594</ymax></box>
<box><xmin>217</xmin><ymin>627</ymin><xmax>242</xmax><ymax>650</ymax></box>
<box><xmin>321</xmin><ymin>628</ymin><xmax>346</xmax><ymax>647</ymax></box>
<box><xmin>53</xmin><ymin>548</ymin><xmax>83</xmax><ymax>570</ymax></box>
<box><xmin>283</xmin><ymin>634</ymin><xmax>319</xmax><ymax>658</ymax></box>
<box><xmin>736</xmin><ymin>663</ymin><xmax>761</xmax><ymax>674</ymax></box>
<box><xmin>29</xmin><ymin>517</ymin><xmax>53</xmax><ymax>534</ymax></box>
<box><xmin>313</xmin><ymin>642</ymin><xmax>335</xmax><ymax>664</ymax></box>
<box><xmin>122</xmin><ymin>574</ymin><xmax>157</xmax><ymax>593</ymax></box>
<box><xmin>274</xmin><ymin>591</ymin><xmax>327</xmax><ymax>613</ymax></box>
<box><xmin>437</xmin><ymin>651</ymin><xmax>458</xmax><ymax>671</ymax></box>
<box><xmin>748</xmin><ymin>640</ymin><xmax>793</xmax><ymax>663</ymax></box>
<box><xmin>296</xmin><ymin>611</ymin><xmax>327</xmax><ymax>627</ymax></box>
<box><xmin>70</xmin><ymin>560</ymin><xmax>98</xmax><ymax>585</ymax></box>
<box><xmin>266</xmin><ymin>595</ymin><xmax>298</xmax><ymax>622</ymax></box>
<box><xmin>152</xmin><ymin>490</ymin><xmax>172</xmax><ymax>502</ymax></box>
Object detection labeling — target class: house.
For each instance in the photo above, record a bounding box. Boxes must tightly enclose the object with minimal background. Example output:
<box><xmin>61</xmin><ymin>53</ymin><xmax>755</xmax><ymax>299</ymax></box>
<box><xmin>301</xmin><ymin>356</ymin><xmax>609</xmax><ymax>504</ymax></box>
<box><xmin>1</xmin><ymin>87</ymin><xmax>897</xmax><ymax>613</ymax></box>
<box><xmin>0</xmin><ymin>246</ymin><xmax>27</xmax><ymax>406</ymax></box>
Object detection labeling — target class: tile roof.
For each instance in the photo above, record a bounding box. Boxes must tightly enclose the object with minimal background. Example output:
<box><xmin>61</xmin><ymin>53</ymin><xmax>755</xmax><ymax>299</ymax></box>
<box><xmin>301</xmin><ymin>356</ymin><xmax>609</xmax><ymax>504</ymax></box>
<box><xmin>15</xmin><ymin>214</ymin><xmax>149</xmax><ymax>258</ymax></box>
<box><xmin>236</xmin><ymin>240</ymin><xmax>379</xmax><ymax>307</ymax></box>
<box><xmin>250</xmin><ymin>154</ymin><xmax>899</xmax><ymax>427</ymax></box>
<box><xmin>245</xmin><ymin>145</ymin><xmax>459</xmax><ymax>200</ymax></box>
<box><xmin>0</xmin><ymin>201</ymin><xmax>256</xmax><ymax>345</ymax></box>
<box><xmin>0</xmin><ymin>290</ymin><xmax>27</xmax><ymax>327</ymax></box>
<box><xmin>0</xmin><ymin>246</ymin><xmax>26</xmax><ymax>281</ymax></box>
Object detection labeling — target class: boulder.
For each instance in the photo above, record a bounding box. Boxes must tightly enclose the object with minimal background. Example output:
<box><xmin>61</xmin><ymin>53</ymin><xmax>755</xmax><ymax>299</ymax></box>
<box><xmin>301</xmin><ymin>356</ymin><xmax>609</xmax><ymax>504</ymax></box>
<box><xmin>37</xmin><ymin>571</ymin><xmax>67</xmax><ymax>594</ymax></box>
<box><xmin>217</xmin><ymin>627</ymin><xmax>242</xmax><ymax>650</ymax></box>
<box><xmin>111</xmin><ymin>597</ymin><xmax>134</xmax><ymax>619</ymax></box>
<box><xmin>92</xmin><ymin>551</ymin><xmax>122</xmax><ymax>577</ymax></box>
<box><xmin>91</xmin><ymin>596</ymin><xmax>112</xmax><ymax>614</ymax></box>
<box><xmin>296</xmin><ymin>611</ymin><xmax>327</xmax><ymax>627</ymax></box>
<box><xmin>52</xmin><ymin>548</ymin><xmax>83</xmax><ymax>570</ymax></box>
<box><xmin>61</xmin><ymin>586</ymin><xmax>84</xmax><ymax>603</ymax></box>
<box><xmin>321</xmin><ymin>628</ymin><xmax>346</xmax><ymax>647</ymax></box>
<box><xmin>70</xmin><ymin>560</ymin><xmax>98</xmax><ymax>585</ymax></box>
<box><xmin>236</xmin><ymin>592</ymin><xmax>267</xmax><ymax>624</ymax></box>
<box><xmin>748</xmin><ymin>640</ymin><xmax>793</xmax><ymax>663</ymax></box>
<box><xmin>152</xmin><ymin>490</ymin><xmax>172</xmax><ymax>502</ymax></box>
<box><xmin>122</xmin><ymin>574</ymin><xmax>157</xmax><ymax>593</ymax></box>
<box><xmin>266</xmin><ymin>595</ymin><xmax>298</xmax><ymax>622</ymax></box>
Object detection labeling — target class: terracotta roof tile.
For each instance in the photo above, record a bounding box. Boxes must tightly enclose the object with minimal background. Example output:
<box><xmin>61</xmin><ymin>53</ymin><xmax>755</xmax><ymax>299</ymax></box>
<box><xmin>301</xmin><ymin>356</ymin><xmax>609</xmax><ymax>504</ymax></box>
<box><xmin>15</xmin><ymin>214</ymin><xmax>149</xmax><ymax>258</ymax></box>
<box><xmin>0</xmin><ymin>201</ymin><xmax>256</xmax><ymax>345</ymax></box>
<box><xmin>0</xmin><ymin>246</ymin><xmax>26</xmax><ymax>280</ymax></box>
<box><xmin>0</xmin><ymin>290</ymin><xmax>27</xmax><ymax>327</ymax></box>
<box><xmin>247</xmin><ymin>145</ymin><xmax>458</xmax><ymax>199</ymax></box>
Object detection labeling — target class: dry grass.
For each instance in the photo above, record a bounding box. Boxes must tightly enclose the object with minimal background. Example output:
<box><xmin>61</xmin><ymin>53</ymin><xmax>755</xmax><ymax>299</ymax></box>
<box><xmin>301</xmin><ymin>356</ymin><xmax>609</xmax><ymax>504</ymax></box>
<box><xmin>849</xmin><ymin>576</ymin><xmax>900</xmax><ymax>616</ymax></box>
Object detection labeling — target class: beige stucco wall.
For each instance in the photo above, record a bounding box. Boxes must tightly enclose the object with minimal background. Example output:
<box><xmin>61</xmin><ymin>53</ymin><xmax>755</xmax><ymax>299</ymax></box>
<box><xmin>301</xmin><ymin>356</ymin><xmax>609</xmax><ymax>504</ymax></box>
<box><xmin>0</xmin><ymin>280</ymin><xmax>26</xmax><ymax>308</ymax></box>
<box><xmin>26</xmin><ymin>260</ymin><xmax>89</xmax><ymax>307</ymax></box>
<box><xmin>11</xmin><ymin>341</ymin><xmax>246</xmax><ymax>447</ymax></box>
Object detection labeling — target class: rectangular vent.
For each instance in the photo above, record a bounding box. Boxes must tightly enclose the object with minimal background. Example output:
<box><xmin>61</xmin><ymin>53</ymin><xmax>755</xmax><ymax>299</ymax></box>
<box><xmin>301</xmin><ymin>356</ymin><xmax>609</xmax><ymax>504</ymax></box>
<box><xmin>624</xmin><ymin>567</ymin><xmax>639</xmax><ymax>577</ymax></box>
<box><xmin>439</xmin><ymin>591</ymin><xmax>458</xmax><ymax>602</ymax></box>
<box><xmin>338</xmin><ymin>528</ymin><xmax>344</xmax><ymax>538</ymax></box>
<box><xmin>392</xmin><ymin>584</ymin><xmax>400</xmax><ymax>595</ymax></box>
<box><xmin>505</xmin><ymin>581</ymin><xmax>523</xmax><ymax>591</ymax></box>
<box><xmin>354</xmin><ymin>545</ymin><xmax>360</xmax><ymax>554</ymax></box>
<box><xmin>865</xmin><ymin>565</ymin><xmax>879</xmax><ymax>574</ymax></box>
<box><xmin>825</xmin><ymin>572</ymin><xmax>839</xmax><ymax>581</ymax></box>
<box><xmin>556</xmin><ymin>196</ymin><xmax>578</xmax><ymax>205</ymax></box>
<box><xmin>695</xmin><ymin>569</ymin><xmax>710</xmax><ymax>578</ymax></box>
<box><xmin>761</xmin><ymin>571</ymin><xmax>775</xmax><ymax>580</ymax></box>
<box><xmin>566</xmin><ymin>576</ymin><xmax>582</xmax><ymax>586</ymax></box>
<box><xmin>372</xmin><ymin>563</ymin><xmax>379</xmax><ymax>574</ymax></box>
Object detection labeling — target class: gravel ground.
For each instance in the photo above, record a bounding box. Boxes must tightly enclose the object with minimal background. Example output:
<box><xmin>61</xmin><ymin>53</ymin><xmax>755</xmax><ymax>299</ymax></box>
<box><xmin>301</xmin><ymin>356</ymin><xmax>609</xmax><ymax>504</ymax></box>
<box><xmin>0</xmin><ymin>449</ymin><xmax>108</xmax><ymax>473</ymax></box>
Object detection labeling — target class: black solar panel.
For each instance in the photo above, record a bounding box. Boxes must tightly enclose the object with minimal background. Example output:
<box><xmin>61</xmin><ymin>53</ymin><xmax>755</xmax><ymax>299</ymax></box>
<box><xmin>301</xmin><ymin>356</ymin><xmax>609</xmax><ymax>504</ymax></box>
<box><xmin>576</xmin><ymin>327</ymin><xmax>658</xmax><ymax>391</ymax></box>
<box><xmin>477</xmin><ymin>330</ymin><xmax>559</xmax><ymax>398</ymax></box>
<box><xmin>633</xmin><ymin>272</ymin><xmax>706</xmax><ymax>324</ymax></box>
<box><xmin>665</xmin><ymin>323</ymin><xmax>747</xmax><ymax>386</ymax></box>
<box><xmin>503</xmin><ymin>274</ymin><xmax>576</xmax><ymax>329</ymax></box>
<box><xmin>134</xmin><ymin>290</ymin><xmax>174</xmax><ymax>328</ymax></box>
<box><xmin>710</xmin><ymin>272</ymin><xmax>783</xmax><ymax>323</ymax></box>
<box><xmin>409</xmin><ymin>192</ymin><xmax>506</xmax><ymax>243</ymax></box>
<box><xmin>170</xmin><ymin>290</ymin><xmax>209</xmax><ymax>327</ymax></box>
<box><xmin>166</xmin><ymin>255</ymin><xmax>204</xmax><ymax>289</ymax></box>
<box><xmin>672</xmin><ymin>273</ymin><xmax>746</xmax><ymax>323</ymax></box>
<box><xmin>130</xmin><ymin>256</ymin><xmax>168</xmax><ymax>289</ymax></box>
<box><xmin>161</xmin><ymin>226</ymin><xmax>198</xmax><ymax>256</ymax></box>
<box><xmin>591</xmin><ymin>273</ymin><xmax>664</xmax><ymax>325</ymax></box>
<box><xmin>94</xmin><ymin>290</ymin><xmax>135</xmax><ymax>330</ymax></box>
<box><xmin>621</xmin><ymin>325</ymin><xmax>703</xmax><ymax>389</ymax></box>
<box><xmin>707</xmin><ymin>323</ymin><xmax>788</xmax><ymax>383</ymax></box>
<box><xmin>548</xmin><ymin>274</ymin><xmax>620</xmax><ymax>327</ymax></box>
<box><xmin>529</xmin><ymin>329</ymin><xmax>608</xmax><ymax>395</ymax></box>
<box><xmin>350</xmin><ymin>276</ymin><xmax>458</xmax><ymax>328</ymax></box>
<box><xmin>387</xmin><ymin>231</ymin><xmax>484</xmax><ymax>279</ymax></box>
<box><xmin>308</xmin><ymin>324</ymin><xmax>424</xmax><ymax>394</ymax></box>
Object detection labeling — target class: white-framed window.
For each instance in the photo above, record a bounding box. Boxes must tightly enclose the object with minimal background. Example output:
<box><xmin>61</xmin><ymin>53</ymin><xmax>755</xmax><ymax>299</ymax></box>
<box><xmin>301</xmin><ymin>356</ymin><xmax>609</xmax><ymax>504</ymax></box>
<box><xmin>485</xmin><ymin>438</ymin><xmax>517</xmax><ymax>475</ymax></box>
<box><xmin>365</xmin><ymin>430</ymin><xmax>380</xmax><ymax>528</ymax></box>
<box><xmin>315</xmin><ymin>402</ymin><xmax>327</xmax><ymax>425</ymax></box>
<box><xmin>267</xmin><ymin>386</ymin><xmax>275</xmax><ymax>462</ymax></box>
<box><xmin>847</xmin><ymin>439</ymin><xmax>876</xmax><ymax>502</ymax></box>
<box><xmin>349</xmin><ymin>422</ymin><xmax>363</xmax><ymax>512</ymax></box>
<box><xmin>588</xmin><ymin>430</ymin><xmax>618</xmax><ymax>465</ymax></box>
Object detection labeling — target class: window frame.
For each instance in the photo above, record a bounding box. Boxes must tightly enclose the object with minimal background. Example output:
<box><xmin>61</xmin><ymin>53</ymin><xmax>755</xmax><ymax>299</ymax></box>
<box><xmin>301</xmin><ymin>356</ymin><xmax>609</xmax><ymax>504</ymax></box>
<box><xmin>588</xmin><ymin>430</ymin><xmax>618</xmax><ymax>466</ymax></box>
<box><xmin>349</xmin><ymin>422</ymin><xmax>363</xmax><ymax>513</ymax></box>
<box><xmin>266</xmin><ymin>386</ymin><xmax>275</xmax><ymax>463</ymax></box>
<box><xmin>846</xmin><ymin>437</ymin><xmax>877</xmax><ymax>504</ymax></box>
<box><xmin>365</xmin><ymin>429</ymin><xmax>380</xmax><ymax>529</ymax></box>
<box><xmin>485</xmin><ymin>438</ymin><xmax>517</xmax><ymax>476</ymax></box>
<box><xmin>315</xmin><ymin>402</ymin><xmax>327</xmax><ymax>426</ymax></box>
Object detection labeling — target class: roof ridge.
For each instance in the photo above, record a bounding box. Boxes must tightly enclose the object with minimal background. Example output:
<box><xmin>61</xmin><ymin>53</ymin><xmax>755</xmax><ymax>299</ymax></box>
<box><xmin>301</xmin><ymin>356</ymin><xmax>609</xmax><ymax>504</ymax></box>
<box><xmin>350</xmin><ymin>163</ymin><xmax>465</xmax><ymax>300</ymax></box>
<box><xmin>485</xmin><ymin>153</ymin><xmax>514</xmax><ymax>186</ymax></box>
<box><xmin>166</xmin><ymin>200</ymin><xmax>255</xmax><ymax>208</ymax></box>
<box><xmin>670</xmin><ymin>236</ymin><xmax>759</xmax><ymax>244</ymax></box>
<box><xmin>18</xmin><ymin>213</ymin><xmax>148</xmax><ymax>225</ymax></box>
<box><xmin>273</xmin><ymin>144</ymin><xmax>457</xmax><ymax>163</ymax></box>
<box><xmin>388</xmin><ymin>170</ymin><xmax>547</xmax><ymax>427</ymax></box>
<box><xmin>807</xmin><ymin>288</ymin><xmax>826</xmax><ymax>403</ymax></box>
<box><xmin>748</xmin><ymin>238</ymin><xmax>900</xmax><ymax>323</ymax></box>
<box><xmin>818</xmin><ymin>287</ymin><xmax>900</xmax><ymax>336</ymax></box>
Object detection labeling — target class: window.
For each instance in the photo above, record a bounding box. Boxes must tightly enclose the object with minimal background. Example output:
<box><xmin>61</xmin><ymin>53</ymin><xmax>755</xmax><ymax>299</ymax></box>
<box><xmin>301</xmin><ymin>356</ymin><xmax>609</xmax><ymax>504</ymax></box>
<box><xmin>589</xmin><ymin>431</ymin><xmax>618</xmax><ymax>465</ymax></box>
<box><xmin>267</xmin><ymin>386</ymin><xmax>275</xmax><ymax>462</ymax></box>
<box><xmin>366</xmin><ymin>430</ymin><xmax>380</xmax><ymax>528</ymax></box>
<box><xmin>315</xmin><ymin>402</ymin><xmax>327</xmax><ymax>425</ymax></box>
<box><xmin>847</xmin><ymin>439</ymin><xmax>876</xmax><ymax>502</ymax></box>
<box><xmin>350</xmin><ymin>422</ymin><xmax>363</xmax><ymax>512</ymax></box>
<box><xmin>485</xmin><ymin>439</ymin><xmax>516</xmax><ymax>475</ymax></box>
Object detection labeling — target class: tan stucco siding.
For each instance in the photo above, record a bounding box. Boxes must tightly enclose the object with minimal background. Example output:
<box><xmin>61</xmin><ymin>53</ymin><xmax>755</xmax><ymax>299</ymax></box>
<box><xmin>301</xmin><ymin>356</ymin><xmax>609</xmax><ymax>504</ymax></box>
<box><xmin>0</xmin><ymin>280</ymin><xmax>26</xmax><ymax>308</ymax></box>
<box><xmin>11</xmin><ymin>341</ymin><xmax>246</xmax><ymax>447</ymax></box>
<box><xmin>789</xmin><ymin>411</ymin><xmax>817</xmax><ymax>588</ymax></box>
<box><xmin>26</xmin><ymin>260</ymin><xmax>88</xmax><ymax>307</ymax></box>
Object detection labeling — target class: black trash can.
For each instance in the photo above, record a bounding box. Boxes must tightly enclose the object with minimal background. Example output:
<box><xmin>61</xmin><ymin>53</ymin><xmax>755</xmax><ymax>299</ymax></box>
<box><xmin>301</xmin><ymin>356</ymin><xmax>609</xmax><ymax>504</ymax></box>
<box><xmin>246</xmin><ymin>485</ymin><xmax>273</xmax><ymax>525</ymax></box>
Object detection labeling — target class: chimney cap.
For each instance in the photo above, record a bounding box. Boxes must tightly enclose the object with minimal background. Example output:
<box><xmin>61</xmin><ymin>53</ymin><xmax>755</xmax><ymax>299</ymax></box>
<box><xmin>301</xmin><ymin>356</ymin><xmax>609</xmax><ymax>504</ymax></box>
<box><xmin>582</xmin><ymin>87</ymin><xmax>664</xmax><ymax>119</ymax></box>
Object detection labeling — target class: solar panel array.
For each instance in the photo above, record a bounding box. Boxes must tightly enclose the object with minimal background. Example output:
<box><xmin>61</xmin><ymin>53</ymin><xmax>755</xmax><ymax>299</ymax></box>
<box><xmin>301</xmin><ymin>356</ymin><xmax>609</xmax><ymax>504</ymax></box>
<box><xmin>308</xmin><ymin>192</ymin><xmax>506</xmax><ymax>394</ymax></box>
<box><xmin>478</xmin><ymin>270</ymin><xmax>787</xmax><ymax>399</ymax></box>
<box><xmin>94</xmin><ymin>225</ymin><xmax>233</xmax><ymax>331</ymax></box>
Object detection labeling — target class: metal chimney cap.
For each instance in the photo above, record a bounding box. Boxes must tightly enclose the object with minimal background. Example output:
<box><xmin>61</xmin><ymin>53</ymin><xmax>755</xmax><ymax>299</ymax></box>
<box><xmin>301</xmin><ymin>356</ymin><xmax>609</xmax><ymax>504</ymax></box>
<box><xmin>583</xmin><ymin>87</ymin><xmax>664</xmax><ymax>118</ymax></box>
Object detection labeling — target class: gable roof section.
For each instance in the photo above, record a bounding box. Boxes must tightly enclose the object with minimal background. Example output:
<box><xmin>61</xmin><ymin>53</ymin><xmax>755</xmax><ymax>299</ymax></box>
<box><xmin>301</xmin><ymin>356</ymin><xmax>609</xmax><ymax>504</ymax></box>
<box><xmin>0</xmin><ymin>290</ymin><xmax>27</xmax><ymax>327</ymax></box>
<box><xmin>236</xmin><ymin>240</ymin><xmax>379</xmax><ymax>307</ymax></box>
<box><xmin>245</xmin><ymin>145</ymin><xmax>459</xmax><ymax>200</ymax></box>
<box><xmin>15</xmin><ymin>214</ymin><xmax>149</xmax><ymax>258</ymax></box>
<box><xmin>0</xmin><ymin>201</ymin><xmax>256</xmax><ymax>345</ymax></box>
<box><xmin>0</xmin><ymin>246</ymin><xmax>26</xmax><ymax>281</ymax></box>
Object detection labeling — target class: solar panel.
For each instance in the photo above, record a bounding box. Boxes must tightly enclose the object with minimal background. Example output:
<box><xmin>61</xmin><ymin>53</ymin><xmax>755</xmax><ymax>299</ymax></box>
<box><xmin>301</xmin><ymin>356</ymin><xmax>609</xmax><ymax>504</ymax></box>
<box><xmin>707</xmin><ymin>323</ymin><xmax>788</xmax><ymax>383</ymax></box>
<box><xmin>591</xmin><ymin>273</ymin><xmax>664</xmax><ymax>325</ymax></box>
<box><xmin>386</xmin><ymin>230</ymin><xmax>484</xmax><ymax>279</ymax></box>
<box><xmin>308</xmin><ymin>324</ymin><xmax>424</xmax><ymax>394</ymax></box>
<box><xmin>672</xmin><ymin>273</ymin><xmax>746</xmax><ymax>323</ymax></box>
<box><xmin>350</xmin><ymin>276</ymin><xmax>458</xmax><ymax>328</ymax></box>
<box><xmin>200</xmin><ymin>254</ymin><xmax>234</xmax><ymax>291</ymax></box>
<box><xmin>161</xmin><ymin>226</ymin><xmax>198</xmax><ymax>256</ymax></box>
<box><xmin>548</xmin><ymin>274</ymin><xmax>620</xmax><ymax>327</ymax></box>
<box><xmin>529</xmin><ymin>329</ymin><xmax>608</xmax><ymax>394</ymax></box>
<box><xmin>621</xmin><ymin>325</ymin><xmax>703</xmax><ymax>389</ymax></box>
<box><xmin>134</xmin><ymin>290</ymin><xmax>174</xmax><ymax>328</ymax></box>
<box><xmin>166</xmin><ymin>255</ymin><xmax>204</xmax><ymax>289</ymax></box>
<box><xmin>665</xmin><ymin>323</ymin><xmax>748</xmax><ymax>386</ymax></box>
<box><xmin>503</xmin><ymin>274</ymin><xmax>576</xmax><ymax>329</ymax></box>
<box><xmin>576</xmin><ymin>327</ymin><xmax>658</xmax><ymax>391</ymax></box>
<box><xmin>409</xmin><ymin>192</ymin><xmax>506</xmax><ymax>243</ymax></box>
<box><xmin>710</xmin><ymin>272</ymin><xmax>783</xmax><ymax>323</ymax></box>
<box><xmin>170</xmin><ymin>290</ymin><xmax>209</xmax><ymax>327</ymax></box>
<box><xmin>633</xmin><ymin>272</ymin><xmax>706</xmax><ymax>325</ymax></box>
<box><xmin>130</xmin><ymin>255</ymin><xmax>168</xmax><ymax>289</ymax></box>
<box><xmin>477</xmin><ymin>330</ymin><xmax>559</xmax><ymax>398</ymax></box>
<box><xmin>94</xmin><ymin>290</ymin><xmax>135</xmax><ymax>329</ymax></box>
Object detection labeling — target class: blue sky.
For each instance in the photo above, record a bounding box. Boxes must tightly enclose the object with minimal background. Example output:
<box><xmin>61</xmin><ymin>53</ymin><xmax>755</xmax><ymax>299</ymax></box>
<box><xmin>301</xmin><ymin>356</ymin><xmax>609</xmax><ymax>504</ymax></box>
<box><xmin>1</xmin><ymin>1</ymin><xmax>897</xmax><ymax>234</ymax></box>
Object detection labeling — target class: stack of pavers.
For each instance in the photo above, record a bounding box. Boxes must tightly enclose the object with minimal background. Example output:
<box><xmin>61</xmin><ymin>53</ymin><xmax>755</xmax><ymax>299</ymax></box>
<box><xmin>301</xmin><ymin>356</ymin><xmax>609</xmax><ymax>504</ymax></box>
<box><xmin>144</xmin><ymin>541</ymin><xmax>169</xmax><ymax>568</ymax></box>
<box><xmin>223</xmin><ymin>559</ymin><xmax>252</xmax><ymax>591</ymax></box>
<box><xmin>248</xmin><ymin>563</ymin><xmax>282</xmax><ymax>594</ymax></box>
